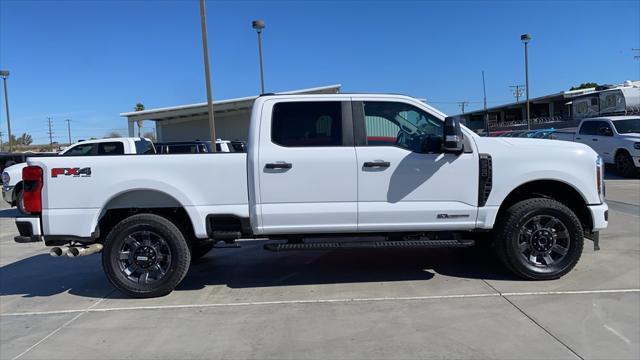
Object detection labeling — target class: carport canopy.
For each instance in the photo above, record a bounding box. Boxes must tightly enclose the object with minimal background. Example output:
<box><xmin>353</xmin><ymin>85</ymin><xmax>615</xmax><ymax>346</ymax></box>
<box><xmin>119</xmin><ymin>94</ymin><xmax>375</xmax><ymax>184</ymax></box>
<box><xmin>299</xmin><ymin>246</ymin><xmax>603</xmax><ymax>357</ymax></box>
<box><xmin>120</xmin><ymin>84</ymin><xmax>341</xmax><ymax>142</ymax></box>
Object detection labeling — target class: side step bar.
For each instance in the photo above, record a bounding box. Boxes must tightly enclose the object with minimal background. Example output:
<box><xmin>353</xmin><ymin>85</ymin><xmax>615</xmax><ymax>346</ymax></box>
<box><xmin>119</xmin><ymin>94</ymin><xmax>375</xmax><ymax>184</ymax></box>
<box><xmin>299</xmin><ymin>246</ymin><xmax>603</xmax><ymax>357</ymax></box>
<box><xmin>264</xmin><ymin>239</ymin><xmax>475</xmax><ymax>252</ymax></box>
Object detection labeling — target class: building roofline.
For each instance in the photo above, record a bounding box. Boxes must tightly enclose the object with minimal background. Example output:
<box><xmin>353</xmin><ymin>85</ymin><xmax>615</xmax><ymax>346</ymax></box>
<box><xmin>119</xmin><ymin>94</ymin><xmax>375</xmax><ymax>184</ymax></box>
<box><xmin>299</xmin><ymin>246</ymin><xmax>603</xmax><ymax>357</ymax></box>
<box><xmin>120</xmin><ymin>84</ymin><xmax>342</xmax><ymax>117</ymax></box>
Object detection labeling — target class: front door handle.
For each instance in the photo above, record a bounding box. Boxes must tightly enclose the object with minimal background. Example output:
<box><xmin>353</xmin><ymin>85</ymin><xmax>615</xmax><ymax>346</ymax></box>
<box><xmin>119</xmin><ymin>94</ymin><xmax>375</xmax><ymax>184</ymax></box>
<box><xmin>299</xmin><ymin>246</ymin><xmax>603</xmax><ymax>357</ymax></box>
<box><xmin>592</xmin><ymin>138</ymin><xmax>598</xmax><ymax>141</ymax></box>
<box><xmin>265</xmin><ymin>162</ymin><xmax>292</xmax><ymax>169</ymax></box>
<box><xmin>575</xmin><ymin>137</ymin><xmax>581</xmax><ymax>140</ymax></box>
<box><xmin>363</xmin><ymin>161</ymin><xmax>390</xmax><ymax>168</ymax></box>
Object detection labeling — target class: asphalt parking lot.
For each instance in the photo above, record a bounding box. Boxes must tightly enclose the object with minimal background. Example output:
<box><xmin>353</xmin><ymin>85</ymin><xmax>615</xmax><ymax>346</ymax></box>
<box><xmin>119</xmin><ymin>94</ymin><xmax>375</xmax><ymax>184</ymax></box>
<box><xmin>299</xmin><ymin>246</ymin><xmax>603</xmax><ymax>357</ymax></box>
<box><xmin>1</xmin><ymin>177</ymin><xmax>638</xmax><ymax>360</ymax></box>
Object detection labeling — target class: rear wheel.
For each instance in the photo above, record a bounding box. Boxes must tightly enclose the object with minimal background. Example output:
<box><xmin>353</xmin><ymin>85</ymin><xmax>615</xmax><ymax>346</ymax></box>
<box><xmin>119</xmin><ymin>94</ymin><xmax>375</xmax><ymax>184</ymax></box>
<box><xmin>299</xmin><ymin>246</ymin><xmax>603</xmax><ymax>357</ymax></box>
<box><xmin>615</xmin><ymin>150</ymin><xmax>637</xmax><ymax>178</ymax></box>
<box><xmin>15</xmin><ymin>189</ymin><xmax>27</xmax><ymax>214</ymax></box>
<box><xmin>494</xmin><ymin>198</ymin><xmax>583</xmax><ymax>280</ymax></box>
<box><xmin>102</xmin><ymin>213</ymin><xmax>191</xmax><ymax>298</ymax></box>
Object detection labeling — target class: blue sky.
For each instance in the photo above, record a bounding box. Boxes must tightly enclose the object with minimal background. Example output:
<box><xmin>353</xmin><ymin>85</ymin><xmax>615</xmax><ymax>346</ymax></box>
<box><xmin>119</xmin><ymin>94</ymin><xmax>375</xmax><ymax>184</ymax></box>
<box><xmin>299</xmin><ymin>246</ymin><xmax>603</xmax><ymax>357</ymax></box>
<box><xmin>1</xmin><ymin>0</ymin><xmax>639</xmax><ymax>144</ymax></box>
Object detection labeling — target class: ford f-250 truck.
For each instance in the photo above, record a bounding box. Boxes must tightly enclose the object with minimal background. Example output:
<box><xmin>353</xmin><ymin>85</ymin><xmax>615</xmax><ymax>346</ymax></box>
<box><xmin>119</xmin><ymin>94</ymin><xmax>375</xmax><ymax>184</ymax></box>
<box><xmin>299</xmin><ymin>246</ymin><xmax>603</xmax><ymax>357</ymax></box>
<box><xmin>14</xmin><ymin>94</ymin><xmax>608</xmax><ymax>298</ymax></box>
<box><xmin>553</xmin><ymin>116</ymin><xmax>640</xmax><ymax>178</ymax></box>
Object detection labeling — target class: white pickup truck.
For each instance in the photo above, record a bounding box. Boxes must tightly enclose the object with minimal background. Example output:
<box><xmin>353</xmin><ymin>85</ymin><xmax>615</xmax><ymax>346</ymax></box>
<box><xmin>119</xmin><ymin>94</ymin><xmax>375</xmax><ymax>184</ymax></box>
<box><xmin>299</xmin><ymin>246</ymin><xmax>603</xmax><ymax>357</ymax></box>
<box><xmin>553</xmin><ymin>116</ymin><xmax>640</xmax><ymax>177</ymax></box>
<box><xmin>2</xmin><ymin>137</ymin><xmax>155</xmax><ymax>213</ymax></box>
<box><xmin>15</xmin><ymin>94</ymin><xmax>608</xmax><ymax>298</ymax></box>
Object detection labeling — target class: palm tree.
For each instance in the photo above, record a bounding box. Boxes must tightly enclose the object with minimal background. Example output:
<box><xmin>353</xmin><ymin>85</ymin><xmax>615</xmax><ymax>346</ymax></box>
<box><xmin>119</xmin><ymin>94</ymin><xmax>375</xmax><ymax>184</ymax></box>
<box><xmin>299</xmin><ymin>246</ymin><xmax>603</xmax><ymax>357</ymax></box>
<box><xmin>134</xmin><ymin>103</ymin><xmax>145</xmax><ymax>137</ymax></box>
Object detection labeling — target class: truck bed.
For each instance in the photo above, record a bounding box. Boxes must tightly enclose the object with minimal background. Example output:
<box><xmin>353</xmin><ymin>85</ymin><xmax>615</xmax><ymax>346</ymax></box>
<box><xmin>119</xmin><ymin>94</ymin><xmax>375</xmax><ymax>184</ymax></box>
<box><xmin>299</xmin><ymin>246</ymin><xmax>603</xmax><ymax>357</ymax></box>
<box><xmin>29</xmin><ymin>153</ymin><xmax>249</xmax><ymax>238</ymax></box>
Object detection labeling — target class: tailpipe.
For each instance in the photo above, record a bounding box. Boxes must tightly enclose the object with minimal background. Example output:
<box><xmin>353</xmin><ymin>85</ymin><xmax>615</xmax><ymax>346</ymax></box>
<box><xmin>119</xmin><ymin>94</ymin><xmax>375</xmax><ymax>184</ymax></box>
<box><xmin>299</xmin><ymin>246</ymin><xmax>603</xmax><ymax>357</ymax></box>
<box><xmin>49</xmin><ymin>246</ymin><xmax>69</xmax><ymax>257</ymax></box>
<box><xmin>66</xmin><ymin>244</ymin><xmax>104</xmax><ymax>258</ymax></box>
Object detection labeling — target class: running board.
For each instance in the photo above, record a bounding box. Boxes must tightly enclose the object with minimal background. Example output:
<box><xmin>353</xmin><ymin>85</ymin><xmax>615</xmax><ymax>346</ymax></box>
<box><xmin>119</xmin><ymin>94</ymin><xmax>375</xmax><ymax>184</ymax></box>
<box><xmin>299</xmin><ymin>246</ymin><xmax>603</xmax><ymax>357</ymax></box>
<box><xmin>264</xmin><ymin>239</ymin><xmax>475</xmax><ymax>252</ymax></box>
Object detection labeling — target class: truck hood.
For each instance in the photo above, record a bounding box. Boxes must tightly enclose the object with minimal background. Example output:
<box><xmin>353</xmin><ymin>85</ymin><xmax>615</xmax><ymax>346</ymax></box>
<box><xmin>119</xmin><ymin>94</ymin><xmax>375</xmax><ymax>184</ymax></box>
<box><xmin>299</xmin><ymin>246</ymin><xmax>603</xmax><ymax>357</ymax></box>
<box><xmin>2</xmin><ymin>162</ymin><xmax>27</xmax><ymax>187</ymax></box>
<box><xmin>480</xmin><ymin>136</ymin><xmax>594</xmax><ymax>152</ymax></box>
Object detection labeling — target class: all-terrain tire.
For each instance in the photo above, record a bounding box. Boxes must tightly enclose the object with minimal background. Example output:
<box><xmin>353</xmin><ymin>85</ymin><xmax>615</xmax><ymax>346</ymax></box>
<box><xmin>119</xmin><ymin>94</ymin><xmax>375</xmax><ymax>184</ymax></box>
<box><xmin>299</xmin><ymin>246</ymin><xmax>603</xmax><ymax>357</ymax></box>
<box><xmin>494</xmin><ymin>198</ymin><xmax>583</xmax><ymax>280</ymax></box>
<box><xmin>102</xmin><ymin>213</ymin><xmax>191</xmax><ymax>298</ymax></box>
<box><xmin>615</xmin><ymin>150</ymin><xmax>638</xmax><ymax>178</ymax></box>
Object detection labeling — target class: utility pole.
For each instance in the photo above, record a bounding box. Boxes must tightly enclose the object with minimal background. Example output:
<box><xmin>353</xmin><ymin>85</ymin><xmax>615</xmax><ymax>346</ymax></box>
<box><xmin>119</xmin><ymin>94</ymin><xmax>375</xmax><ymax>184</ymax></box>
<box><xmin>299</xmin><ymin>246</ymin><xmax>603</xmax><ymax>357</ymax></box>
<box><xmin>65</xmin><ymin>119</ymin><xmax>72</xmax><ymax>145</ymax></box>
<box><xmin>509</xmin><ymin>85</ymin><xmax>524</xmax><ymax>102</ymax></box>
<box><xmin>458</xmin><ymin>101</ymin><xmax>469</xmax><ymax>114</ymax></box>
<box><xmin>0</xmin><ymin>70</ymin><xmax>12</xmax><ymax>152</ymax></box>
<box><xmin>0</xmin><ymin>130</ymin><xmax>4</xmax><ymax>151</ymax></box>
<box><xmin>521</xmin><ymin>33</ymin><xmax>532</xmax><ymax>130</ymax></box>
<box><xmin>252</xmin><ymin>20</ymin><xmax>266</xmax><ymax>94</ymax></box>
<box><xmin>47</xmin><ymin>117</ymin><xmax>54</xmax><ymax>150</ymax></box>
<box><xmin>482</xmin><ymin>71</ymin><xmax>489</xmax><ymax>135</ymax></box>
<box><xmin>198</xmin><ymin>0</ymin><xmax>217</xmax><ymax>151</ymax></box>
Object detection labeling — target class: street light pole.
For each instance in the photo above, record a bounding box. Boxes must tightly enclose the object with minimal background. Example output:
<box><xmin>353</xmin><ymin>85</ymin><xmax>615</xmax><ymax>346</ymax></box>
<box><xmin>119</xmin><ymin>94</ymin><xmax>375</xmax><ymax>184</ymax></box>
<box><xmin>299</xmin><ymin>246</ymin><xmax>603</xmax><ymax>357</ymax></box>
<box><xmin>521</xmin><ymin>33</ymin><xmax>532</xmax><ymax>130</ymax></box>
<box><xmin>199</xmin><ymin>0</ymin><xmax>217</xmax><ymax>150</ymax></box>
<box><xmin>0</xmin><ymin>70</ymin><xmax>12</xmax><ymax>152</ymax></box>
<box><xmin>252</xmin><ymin>20</ymin><xmax>266</xmax><ymax>94</ymax></box>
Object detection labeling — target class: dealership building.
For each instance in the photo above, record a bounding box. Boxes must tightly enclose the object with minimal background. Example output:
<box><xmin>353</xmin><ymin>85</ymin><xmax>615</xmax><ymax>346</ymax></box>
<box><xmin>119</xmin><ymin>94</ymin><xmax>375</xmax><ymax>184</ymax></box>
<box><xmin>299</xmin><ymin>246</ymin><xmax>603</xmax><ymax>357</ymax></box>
<box><xmin>120</xmin><ymin>84</ymin><xmax>341</xmax><ymax>142</ymax></box>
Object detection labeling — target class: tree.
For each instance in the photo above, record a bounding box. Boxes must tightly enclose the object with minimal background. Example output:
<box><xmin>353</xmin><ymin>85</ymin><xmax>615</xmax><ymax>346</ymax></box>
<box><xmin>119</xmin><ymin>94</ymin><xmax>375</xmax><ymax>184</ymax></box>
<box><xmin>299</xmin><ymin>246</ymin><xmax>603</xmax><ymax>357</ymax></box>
<box><xmin>570</xmin><ymin>82</ymin><xmax>599</xmax><ymax>91</ymax></box>
<box><xmin>134</xmin><ymin>103</ymin><xmax>145</xmax><ymax>137</ymax></box>
<box><xmin>17</xmin><ymin>133</ymin><xmax>33</xmax><ymax>145</ymax></box>
<box><xmin>104</xmin><ymin>131</ymin><xmax>122</xmax><ymax>138</ymax></box>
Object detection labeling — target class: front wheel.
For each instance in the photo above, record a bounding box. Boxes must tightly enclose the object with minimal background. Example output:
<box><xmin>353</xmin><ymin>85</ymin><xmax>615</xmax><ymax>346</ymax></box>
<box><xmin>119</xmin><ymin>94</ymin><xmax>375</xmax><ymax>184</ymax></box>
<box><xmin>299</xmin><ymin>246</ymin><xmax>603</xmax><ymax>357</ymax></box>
<box><xmin>615</xmin><ymin>150</ymin><xmax>637</xmax><ymax>178</ymax></box>
<box><xmin>494</xmin><ymin>198</ymin><xmax>584</xmax><ymax>280</ymax></box>
<box><xmin>102</xmin><ymin>213</ymin><xmax>191</xmax><ymax>298</ymax></box>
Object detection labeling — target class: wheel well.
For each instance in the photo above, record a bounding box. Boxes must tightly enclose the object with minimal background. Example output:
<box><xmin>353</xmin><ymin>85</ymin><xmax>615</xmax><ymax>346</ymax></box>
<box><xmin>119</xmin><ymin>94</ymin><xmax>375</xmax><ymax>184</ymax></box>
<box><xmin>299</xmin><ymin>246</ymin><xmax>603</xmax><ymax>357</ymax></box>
<box><xmin>615</xmin><ymin>148</ymin><xmax>630</xmax><ymax>159</ymax></box>
<box><xmin>96</xmin><ymin>190</ymin><xmax>196</xmax><ymax>245</ymax></box>
<box><xmin>13</xmin><ymin>181</ymin><xmax>23</xmax><ymax>201</ymax></box>
<box><xmin>497</xmin><ymin>180</ymin><xmax>592</xmax><ymax>232</ymax></box>
<box><xmin>97</xmin><ymin>207</ymin><xmax>196</xmax><ymax>245</ymax></box>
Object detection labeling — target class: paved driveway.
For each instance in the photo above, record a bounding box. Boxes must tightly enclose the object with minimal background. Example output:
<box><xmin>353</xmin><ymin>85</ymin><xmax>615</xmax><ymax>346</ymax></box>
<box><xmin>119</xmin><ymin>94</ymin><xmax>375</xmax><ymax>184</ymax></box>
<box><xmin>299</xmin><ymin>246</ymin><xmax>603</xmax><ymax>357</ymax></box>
<box><xmin>1</xmin><ymin>179</ymin><xmax>638</xmax><ymax>359</ymax></box>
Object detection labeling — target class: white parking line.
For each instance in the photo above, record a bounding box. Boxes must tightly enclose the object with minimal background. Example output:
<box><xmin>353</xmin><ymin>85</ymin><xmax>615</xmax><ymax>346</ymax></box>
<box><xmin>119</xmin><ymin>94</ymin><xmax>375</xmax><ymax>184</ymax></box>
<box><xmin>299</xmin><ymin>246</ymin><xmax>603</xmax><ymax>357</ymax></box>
<box><xmin>2</xmin><ymin>288</ymin><xmax>638</xmax><ymax>317</ymax></box>
<box><xmin>11</xmin><ymin>297</ymin><xmax>107</xmax><ymax>360</ymax></box>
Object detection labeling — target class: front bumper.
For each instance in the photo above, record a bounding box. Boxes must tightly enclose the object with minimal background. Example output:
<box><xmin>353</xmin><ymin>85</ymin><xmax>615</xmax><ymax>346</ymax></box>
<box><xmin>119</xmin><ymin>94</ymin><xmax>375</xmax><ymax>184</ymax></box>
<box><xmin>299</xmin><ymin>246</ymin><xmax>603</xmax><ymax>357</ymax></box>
<box><xmin>632</xmin><ymin>156</ymin><xmax>640</xmax><ymax>168</ymax></box>
<box><xmin>588</xmin><ymin>202</ymin><xmax>608</xmax><ymax>231</ymax></box>
<box><xmin>14</xmin><ymin>217</ymin><xmax>42</xmax><ymax>243</ymax></box>
<box><xmin>2</xmin><ymin>185</ymin><xmax>14</xmax><ymax>204</ymax></box>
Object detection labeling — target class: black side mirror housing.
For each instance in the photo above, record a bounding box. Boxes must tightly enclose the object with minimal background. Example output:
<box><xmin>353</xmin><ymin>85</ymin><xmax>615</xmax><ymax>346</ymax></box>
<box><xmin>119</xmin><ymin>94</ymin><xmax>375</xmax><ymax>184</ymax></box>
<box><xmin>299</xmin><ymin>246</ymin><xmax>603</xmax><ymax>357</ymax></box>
<box><xmin>443</xmin><ymin>117</ymin><xmax>464</xmax><ymax>153</ymax></box>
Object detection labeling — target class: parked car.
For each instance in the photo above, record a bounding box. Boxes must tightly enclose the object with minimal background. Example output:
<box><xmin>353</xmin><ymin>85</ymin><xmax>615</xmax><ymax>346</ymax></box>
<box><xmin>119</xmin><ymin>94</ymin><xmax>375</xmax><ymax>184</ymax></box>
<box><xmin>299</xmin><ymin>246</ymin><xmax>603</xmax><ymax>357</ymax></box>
<box><xmin>14</xmin><ymin>94</ymin><xmax>607</xmax><ymax>298</ymax></box>
<box><xmin>530</xmin><ymin>129</ymin><xmax>556</xmax><ymax>139</ymax></box>
<box><xmin>553</xmin><ymin>116</ymin><xmax>640</xmax><ymax>177</ymax></box>
<box><xmin>2</xmin><ymin>137</ymin><xmax>154</xmax><ymax>213</ymax></box>
<box><xmin>155</xmin><ymin>140</ymin><xmax>235</xmax><ymax>154</ymax></box>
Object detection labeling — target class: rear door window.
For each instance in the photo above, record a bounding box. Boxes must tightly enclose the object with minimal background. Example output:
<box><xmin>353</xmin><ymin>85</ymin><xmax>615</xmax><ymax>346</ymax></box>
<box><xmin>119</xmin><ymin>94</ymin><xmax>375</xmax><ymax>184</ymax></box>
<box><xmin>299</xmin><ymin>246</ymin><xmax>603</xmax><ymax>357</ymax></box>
<box><xmin>271</xmin><ymin>102</ymin><xmax>343</xmax><ymax>147</ymax></box>
<box><xmin>62</xmin><ymin>143</ymin><xmax>95</xmax><ymax>156</ymax></box>
<box><xmin>97</xmin><ymin>142</ymin><xmax>125</xmax><ymax>155</ymax></box>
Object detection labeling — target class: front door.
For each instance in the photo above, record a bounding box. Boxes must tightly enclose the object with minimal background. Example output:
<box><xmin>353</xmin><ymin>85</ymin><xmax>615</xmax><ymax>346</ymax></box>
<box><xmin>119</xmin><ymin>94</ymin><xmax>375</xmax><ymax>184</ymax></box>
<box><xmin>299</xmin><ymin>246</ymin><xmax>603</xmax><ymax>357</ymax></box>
<box><xmin>257</xmin><ymin>99</ymin><xmax>358</xmax><ymax>234</ymax></box>
<box><xmin>353</xmin><ymin>99</ymin><xmax>479</xmax><ymax>232</ymax></box>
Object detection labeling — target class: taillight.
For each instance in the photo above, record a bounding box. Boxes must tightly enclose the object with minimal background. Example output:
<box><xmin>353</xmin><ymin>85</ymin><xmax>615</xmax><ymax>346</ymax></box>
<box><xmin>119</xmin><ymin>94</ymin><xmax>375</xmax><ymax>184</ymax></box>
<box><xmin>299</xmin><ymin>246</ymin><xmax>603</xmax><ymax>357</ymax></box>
<box><xmin>22</xmin><ymin>166</ymin><xmax>43</xmax><ymax>213</ymax></box>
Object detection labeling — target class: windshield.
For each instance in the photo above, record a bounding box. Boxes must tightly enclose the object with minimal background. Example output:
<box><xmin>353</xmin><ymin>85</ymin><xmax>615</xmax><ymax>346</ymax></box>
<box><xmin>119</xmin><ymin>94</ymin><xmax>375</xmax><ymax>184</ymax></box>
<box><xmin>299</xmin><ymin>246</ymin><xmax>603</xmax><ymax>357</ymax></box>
<box><xmin>613</xmin><ymin>118</ymin><xmax>640</xmax><ymax>134</ymax></box>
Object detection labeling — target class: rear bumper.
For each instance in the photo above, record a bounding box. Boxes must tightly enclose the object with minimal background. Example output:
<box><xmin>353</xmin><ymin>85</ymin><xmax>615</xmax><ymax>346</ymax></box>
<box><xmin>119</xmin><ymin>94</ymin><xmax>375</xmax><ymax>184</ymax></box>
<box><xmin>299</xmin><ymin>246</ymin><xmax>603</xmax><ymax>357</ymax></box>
<box><xmin>588</xmin><ymin>203</ymin><xmax>608</xmax><ymax>231</ymax></box>
<box><xmin>14</xmin><ymin>217</ymin><xmax>42</xmax><ymax>243</ymax></box>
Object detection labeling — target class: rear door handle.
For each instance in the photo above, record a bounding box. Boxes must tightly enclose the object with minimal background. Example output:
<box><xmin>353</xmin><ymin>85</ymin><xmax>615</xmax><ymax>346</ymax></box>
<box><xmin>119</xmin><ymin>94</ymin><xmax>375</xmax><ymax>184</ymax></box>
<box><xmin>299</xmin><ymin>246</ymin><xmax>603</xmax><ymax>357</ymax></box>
<box><xmin>575</xmin><ymin>137</ymin><xmax>581</xmax><ymax>140</ymax></box>
<box><xmin>592</xmin><ymin>138</ymin><xmax>598</xmax><ymax>141</ymax></box>
<box><xmin>363</xmin><ymin>161</ymin><xmax>390</xmax><ymax>168</ymax></box>
<box><xmin>265</xmin><ymin>162</ymin><xmax>292</xmax><ymax>169</ymax></box>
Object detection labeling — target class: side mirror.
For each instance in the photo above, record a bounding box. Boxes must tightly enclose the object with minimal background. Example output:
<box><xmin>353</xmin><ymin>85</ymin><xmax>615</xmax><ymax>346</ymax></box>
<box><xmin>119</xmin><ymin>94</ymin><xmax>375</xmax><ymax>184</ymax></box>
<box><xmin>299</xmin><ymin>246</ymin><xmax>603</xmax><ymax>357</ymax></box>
<box><xmin>443</xmin><ymin>117</ymin><xmax>464</xmax><ymax>153</ymax></box>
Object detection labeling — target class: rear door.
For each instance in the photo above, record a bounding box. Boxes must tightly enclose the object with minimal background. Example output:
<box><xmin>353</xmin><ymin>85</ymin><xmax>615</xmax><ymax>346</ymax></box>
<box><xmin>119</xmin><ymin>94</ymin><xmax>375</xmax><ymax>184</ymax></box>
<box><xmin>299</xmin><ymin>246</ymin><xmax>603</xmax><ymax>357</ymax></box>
<box><xmin>353</xmin><ymin>99</ymin><xmax>479</xmax><ymax>231</ymax></box>
<box><xmin>257</xmin><ymin>99</ymin><xmax>358</xmax><ymax>234</ymax></box>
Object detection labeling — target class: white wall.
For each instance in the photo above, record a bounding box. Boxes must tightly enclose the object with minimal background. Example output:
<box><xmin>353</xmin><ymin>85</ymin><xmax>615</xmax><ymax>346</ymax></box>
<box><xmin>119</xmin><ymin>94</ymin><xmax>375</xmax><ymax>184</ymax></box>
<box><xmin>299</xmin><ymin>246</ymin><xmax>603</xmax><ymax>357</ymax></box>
<box><xmin>156</xmin><ymin>111</ymin><xmax>251</xmax><ymax>142</ymax></box>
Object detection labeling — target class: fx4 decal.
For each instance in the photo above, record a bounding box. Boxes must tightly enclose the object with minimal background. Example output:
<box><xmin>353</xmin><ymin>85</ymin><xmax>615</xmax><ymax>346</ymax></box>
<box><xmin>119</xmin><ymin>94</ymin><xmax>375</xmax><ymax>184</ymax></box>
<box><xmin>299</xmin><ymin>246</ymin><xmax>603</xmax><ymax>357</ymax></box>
<box><xmin>51</xmin><ymin>167</ymin><xmax>92</xmax><ymax>178</ymax></box>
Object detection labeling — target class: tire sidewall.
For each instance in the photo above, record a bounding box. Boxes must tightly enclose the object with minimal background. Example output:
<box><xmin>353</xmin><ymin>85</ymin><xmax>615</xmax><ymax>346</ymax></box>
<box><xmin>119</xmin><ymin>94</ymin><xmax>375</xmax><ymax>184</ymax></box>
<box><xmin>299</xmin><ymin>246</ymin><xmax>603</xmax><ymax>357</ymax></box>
<box><xmin>102</xmin><ymin>215</ymin><xmax>190</xmax><ymax>297</ymax></box>
<box><xmin>499</xmin><ymin>199</ymin><xmax>584</xmax><ymax>280</ymax></box>
<box><xmin>16</xmin><ymin>189</ymin><xmax>27</xmax><ymax>214</ymax></box>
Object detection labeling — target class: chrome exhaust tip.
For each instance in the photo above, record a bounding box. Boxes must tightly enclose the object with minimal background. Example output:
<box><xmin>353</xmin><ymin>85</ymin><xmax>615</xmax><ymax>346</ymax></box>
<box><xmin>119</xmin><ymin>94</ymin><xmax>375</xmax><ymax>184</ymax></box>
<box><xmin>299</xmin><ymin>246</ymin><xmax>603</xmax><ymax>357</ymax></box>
<box><xmin>66</xmin><ymin>243</ymin><xmax>104</xmax><ymax>258</ymax></box>
<box><xmin>49</xmin><ymin>246</ymin><xmax>69</xmax><ymax>257</ymax></box>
